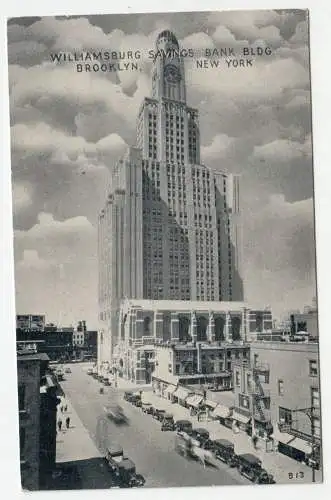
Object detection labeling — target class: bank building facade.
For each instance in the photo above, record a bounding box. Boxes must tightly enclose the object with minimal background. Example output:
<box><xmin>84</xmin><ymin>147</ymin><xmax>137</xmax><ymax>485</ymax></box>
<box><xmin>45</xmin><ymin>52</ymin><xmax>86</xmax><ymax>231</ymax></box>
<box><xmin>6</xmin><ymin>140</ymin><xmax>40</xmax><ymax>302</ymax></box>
<box><xmin>97</xmin><ymin>31</ymin><xmax>267</xmax><ymax>384</ymax></box>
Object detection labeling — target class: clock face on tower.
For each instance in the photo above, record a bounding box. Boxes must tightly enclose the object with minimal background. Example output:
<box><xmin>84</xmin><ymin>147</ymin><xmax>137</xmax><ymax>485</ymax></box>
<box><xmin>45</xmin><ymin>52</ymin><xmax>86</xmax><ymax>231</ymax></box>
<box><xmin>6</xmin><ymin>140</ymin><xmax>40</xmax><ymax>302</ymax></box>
<box><xmin>164</xmin><ymin>64</ymin><xmax>181</xmax><ymax>83</ymax></box>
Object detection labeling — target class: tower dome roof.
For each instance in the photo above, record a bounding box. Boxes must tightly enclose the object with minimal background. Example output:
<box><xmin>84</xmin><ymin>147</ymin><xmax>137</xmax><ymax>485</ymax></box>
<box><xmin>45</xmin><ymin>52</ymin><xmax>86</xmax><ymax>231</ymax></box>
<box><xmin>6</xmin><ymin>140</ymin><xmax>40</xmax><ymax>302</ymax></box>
<box><xmin>156</xmin><ymin>30</ymin><xmax>179</xmax><ymax>47</ymax></box>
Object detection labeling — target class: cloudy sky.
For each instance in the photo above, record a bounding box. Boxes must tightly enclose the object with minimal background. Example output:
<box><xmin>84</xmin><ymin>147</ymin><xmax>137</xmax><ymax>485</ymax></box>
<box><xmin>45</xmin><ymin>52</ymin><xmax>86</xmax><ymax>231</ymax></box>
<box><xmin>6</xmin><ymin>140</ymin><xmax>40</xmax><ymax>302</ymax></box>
<box><xmin>8</xmin><ymin>9</ymin><xmax>316</xmax><ymax>328</ymax></box>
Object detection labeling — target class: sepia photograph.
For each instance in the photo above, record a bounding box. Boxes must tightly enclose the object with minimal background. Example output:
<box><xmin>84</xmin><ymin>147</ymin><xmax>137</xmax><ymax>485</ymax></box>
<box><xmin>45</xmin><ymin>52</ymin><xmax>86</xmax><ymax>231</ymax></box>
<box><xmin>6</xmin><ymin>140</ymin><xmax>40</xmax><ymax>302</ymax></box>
<box><xmin>7</xmin><ymin>7</ymin><xmax>323</xmax><ymax>491</ymax></box>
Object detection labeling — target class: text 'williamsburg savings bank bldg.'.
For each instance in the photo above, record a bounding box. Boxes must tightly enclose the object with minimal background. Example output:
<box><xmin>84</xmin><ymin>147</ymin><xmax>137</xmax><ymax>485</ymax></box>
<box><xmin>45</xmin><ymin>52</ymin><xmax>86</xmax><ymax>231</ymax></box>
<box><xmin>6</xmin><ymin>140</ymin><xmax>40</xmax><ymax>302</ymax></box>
<box><xmin>98</xmin><ymin>31</ymin><xmax>271</xmax><ymax>384</ymax></box>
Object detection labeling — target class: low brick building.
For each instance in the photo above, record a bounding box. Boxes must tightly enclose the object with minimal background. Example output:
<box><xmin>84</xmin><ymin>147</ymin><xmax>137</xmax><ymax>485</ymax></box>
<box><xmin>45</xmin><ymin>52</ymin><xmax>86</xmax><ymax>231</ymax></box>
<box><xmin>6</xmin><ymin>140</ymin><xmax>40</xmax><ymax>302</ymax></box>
<box><xmin>233</xmin><ymin>341</ymin><xmax>321</xmax><ymax>466</ymax></box>
<box><xmin>17</xmin><ymin>350</ymin><xmax>59</xmax><ymax>490</ymax></box>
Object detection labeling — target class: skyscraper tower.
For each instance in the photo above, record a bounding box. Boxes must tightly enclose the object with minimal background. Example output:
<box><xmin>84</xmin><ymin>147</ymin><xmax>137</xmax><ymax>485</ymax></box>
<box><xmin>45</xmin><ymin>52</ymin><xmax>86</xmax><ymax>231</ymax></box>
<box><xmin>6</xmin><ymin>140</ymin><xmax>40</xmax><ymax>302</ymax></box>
<box><xmin>98</xmin><ymin>31</ymin><xmax>243</xmax><ymax>358</ymax></box>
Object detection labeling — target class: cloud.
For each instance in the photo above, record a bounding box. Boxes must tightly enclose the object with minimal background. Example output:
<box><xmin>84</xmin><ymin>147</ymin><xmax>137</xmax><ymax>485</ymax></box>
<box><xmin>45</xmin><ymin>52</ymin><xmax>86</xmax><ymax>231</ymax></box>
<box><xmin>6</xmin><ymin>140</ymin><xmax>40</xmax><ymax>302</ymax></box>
<box><xmin>11</xmin><ymin>122</ymin><xmax>94</xmax><ymax>155</ymax></box>
<box><xmin>201</xmin><ymin>134</ymin><xmax>237</xmax><ymax>162</ymax></box>
<box><xmin>8</xmin><ymin>12</ymin><xmax>315</xmax><ymax>324</ymax></box>
<box><xmin>16</xmin><ymin>249</ymin><xmax>55</xmax><ymax>270</ymax></box>
<box><xmin>12</xmin><ymin>182</ymin><xmax>33</xmax><ymax>213</ymax></box>
<box><xmin>253</xmin><ymin>137</ymin><xmax>311</xmax><ymax>162</ymax></box>
<box><xmin>14</xmin><ymin>213</ymin><xmax>98</xmax><ymax>325</ymax></box>
<box><xmin>15</xmin><ymin>212</ymin><xmax>95</xmax><ymax>249</ymax></box>
<box><xmin>290</xmin><ymin>20</ymin><xmax>309</xmax><ymax>45</ymax></box>
<box><xmin>186</xmin><ymin>57</ymin><xmax>309</xmax><ymax>105</ymax></box>
<box><xmin>243</xmin><ymin>195</ymin><xmax>316</xmax><ymax>316</ymax></box>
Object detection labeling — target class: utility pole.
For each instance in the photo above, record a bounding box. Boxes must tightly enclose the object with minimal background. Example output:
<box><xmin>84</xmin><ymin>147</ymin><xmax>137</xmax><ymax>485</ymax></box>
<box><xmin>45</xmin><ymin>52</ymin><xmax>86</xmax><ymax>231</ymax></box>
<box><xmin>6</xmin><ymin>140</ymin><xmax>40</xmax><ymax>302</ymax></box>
<box><xmin>291</xmin><ymin>407</ymin><xmax>317</xmax><ymax>483</ymax></box>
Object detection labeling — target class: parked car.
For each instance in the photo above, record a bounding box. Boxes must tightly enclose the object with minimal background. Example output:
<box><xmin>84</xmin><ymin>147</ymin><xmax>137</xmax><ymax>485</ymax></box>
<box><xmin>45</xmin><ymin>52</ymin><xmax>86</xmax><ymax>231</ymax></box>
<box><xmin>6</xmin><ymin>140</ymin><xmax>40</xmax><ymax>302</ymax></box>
<box><xmin>87</xmin><ymin>368</ymin><xmax>93</xmax><ymax>375</ymax></box>
<box><xmin>123</xmin><ymin>391</ymin><xmax>134</xmax><ymax>402</ymax></box>
<box><xmin>103</xmin><ymin>377</ymin><xmax>111</xmax><ymax>386</ymax></box>
<box><xmin>153</xmin><ymin>409</ymin><xmax>166</xmax><ymax>421</ymax></box>
<box><xmin>237</xmin><ymin>453</ymin><xmax>275</xmax><ymax>484</ymax></box>
<box><xmin>116</xmin><ymin>459</ymin><xmax>145</xmax><ymax>488</ymax></box>
<box><xmin>213</xmin><ymin>439</ymin><xmax>237</xmax><ymax>467</ymax></box>
<box><xmin>141</xmin><ymin>402</ymin><xmax>153</xmax><ymax>414</ymax></box>
<box><xmin>131</xmin><ymin>395</ymin><xmax>142</xmax><ymax>408</ymax></box>
<box><xmin>175</xmin><ymin>420</ymin><xmax>193</xmax><ymax>434</ymax></box>
<box><xmin>105</xmin><ymin>445</ymin><xmax>125</xmax><ymax>474</ymax></box>
<box><xmin>161</xmin><ymin>413</ymin><xmax>175</xmax><ymax>431</ymax></box>
<box><xmin>65</xmin><ymin>367</ymin><xmax>72</xmax><ymax>374</ymax></box>
<box><xmin>191</xmin><ymin>428</ymin><xmax>213</xmax><ymax>449</ymax></box>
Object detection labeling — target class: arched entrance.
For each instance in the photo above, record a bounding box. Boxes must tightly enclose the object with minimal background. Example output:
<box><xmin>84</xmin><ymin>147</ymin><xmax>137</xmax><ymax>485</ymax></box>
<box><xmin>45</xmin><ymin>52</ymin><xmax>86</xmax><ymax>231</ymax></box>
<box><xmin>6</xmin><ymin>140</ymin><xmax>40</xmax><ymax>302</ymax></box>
<box><xmin>144</xmin><ymin>316</ymin><xmax>152</xmax><ymax>335</ymax></box>
<box><xmin>196</xmin><ymin>315</ymin><xmax>208</xmax><ymax>342</ymax></box>
<box><xmin>214</xmin><ymin>316</ymin><xmax>225</xmax><ymax>341</ymax></box>
<box><xmin>231</xmin><ymin>316</ymin><xmax>242</xmax><ymax>341</ymax></box>
<box><xmin>179</xmin><ymin>316</ymin><xmax>190</xmax><ymax>341</ymax></box>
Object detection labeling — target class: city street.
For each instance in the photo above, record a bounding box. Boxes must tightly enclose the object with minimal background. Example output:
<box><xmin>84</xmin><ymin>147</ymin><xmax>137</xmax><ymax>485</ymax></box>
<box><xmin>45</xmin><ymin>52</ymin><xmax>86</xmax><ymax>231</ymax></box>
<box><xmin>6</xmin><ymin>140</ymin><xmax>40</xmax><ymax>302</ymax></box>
<box><xmin>59</xmin><ymin>363</ymin><xmax>249</xmax><ymax>488</ymax></box>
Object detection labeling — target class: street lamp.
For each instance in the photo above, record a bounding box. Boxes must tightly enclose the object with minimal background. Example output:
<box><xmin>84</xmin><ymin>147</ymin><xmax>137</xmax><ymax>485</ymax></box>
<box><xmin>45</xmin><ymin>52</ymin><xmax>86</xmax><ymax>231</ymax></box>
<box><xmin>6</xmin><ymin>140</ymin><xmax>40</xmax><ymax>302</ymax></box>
<box><xmin>291</xmin><ymin>406</ymin><xmax>318</xmax><ymax>483</ymax></box>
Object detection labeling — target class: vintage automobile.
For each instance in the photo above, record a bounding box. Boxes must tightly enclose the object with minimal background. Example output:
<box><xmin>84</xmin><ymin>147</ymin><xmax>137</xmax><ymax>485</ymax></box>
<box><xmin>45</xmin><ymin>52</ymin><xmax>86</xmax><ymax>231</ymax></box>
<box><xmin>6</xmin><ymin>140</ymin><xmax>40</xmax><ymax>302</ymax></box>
<box><xmin>152</xmin><ymin>408</ymin><xmax>167</xmax><ymax>421</ymax></box>
<box><xmin>141</xmin><ymin>402</ymin><xmax>153</xmax><ymax>414</ymax></box>
<box><xmin>104</xmin><ymin>404</ymin><xmax>128</xmax><ymax>424</ymax></box>
<box><xmin>123</xmin><ymin>391</ymin><xmax>134</xmax><ymax>402</ymax></box>
<box><xmin>213</xmin><ymin>439</ymin><xmax>237</xmax><ymax>467</ymax></box>
<box><xmin>87</xmin><ymin>368</ymin><xmax>93</xmax><ymax>375</ymax></box>
<box><xmin>175</xmin><ymin>419</ymin><xmax>193</xmax><ymax>434</ymax></box>
<box><xmin>175</xmin><ymin>431</ymin><xmax>200</xmax><ymax>457</ymax></box>
<box><xmin>116</xmin><ymin>459</ymin><xmax>145</xmax><ymax>488</ymax></box>
<box><xmin>65</xmin><ymin>367</ymin><xmax>72</xmax><ymax>374</ymax></box>
<box><xmin>56</xmin><ymin>370</ymin><xmax>64</xmax><ymax>381</ymax></box>
<box><xmin>132</xmin><ymin>395</ymin><xmax>142</xmax><ymax>408</ymax></box>
<box><xmin>236</xmin><ymin>453</ymin><xmax>275</xmax><ymax>484</ymax></box>
<box><xmin>161</xmin><ymin>413</ymin><xmax>175</xmax><ymax>431</ymax></box>
<box><xmin>103</xmin><ymin>377</ymin><xmax>111</xmax><ymax>386</ymax></box>
<box><xmin>105</xmin><ymin>445</ymin><xmax>125</xmax><ymax>474</ymax></box>
<box><xmin>191</xmin><ymin>428</ymin><xmax>213</xmax><ymax>450</ymax></box>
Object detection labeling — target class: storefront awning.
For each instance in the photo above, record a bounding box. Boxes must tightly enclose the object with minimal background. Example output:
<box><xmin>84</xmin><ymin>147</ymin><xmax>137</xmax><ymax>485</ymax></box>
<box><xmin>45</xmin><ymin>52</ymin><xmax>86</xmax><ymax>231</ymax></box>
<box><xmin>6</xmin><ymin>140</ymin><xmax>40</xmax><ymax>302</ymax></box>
<box><xmin>186</xmin><ymin>395</ymin><xmax>203</xmax><ymax>408</ymax></box>
<box><xmin>173</xmin><ymin>387</ymin><xmax>191</xmax><ymax>401</ymax></box>
<box><xmin>232</xmin><ymin>411</ymin><xmax>250</xmax><ymax>424</ymax></box>
<box><xmin>164</xmin><ymin>385</ymin><xmax>177</xmax><ymax>395</ymax></box>
<box><xmin>290</xmin><ymin>438</ymin><xmax>312</xmax><ymax>454</ymax></box>
<box><xmin>212</xmin><ymin>404</ymin><xmax>231</xmax><ymax>419</ymax></box>
<box><xmin>271</xmin><ymin>429</ymin><xmax>295</xmax><ymax>445</ymax></box>
<box><xmin>205</xmin><ymin>400</ymin><xmax>218</xmax><ymax>409</ymax></box>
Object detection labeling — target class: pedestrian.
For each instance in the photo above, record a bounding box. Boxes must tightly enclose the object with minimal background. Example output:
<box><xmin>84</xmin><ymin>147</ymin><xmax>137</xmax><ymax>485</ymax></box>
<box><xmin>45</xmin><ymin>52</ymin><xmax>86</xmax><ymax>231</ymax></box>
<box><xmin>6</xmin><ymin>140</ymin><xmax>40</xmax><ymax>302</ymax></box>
<box><xmin>252</xmin><ymin>434</ymin><xmax>258</xmax><ymax>449</ymax></box>
<box><xmin>60</xmin><ymin>406</ymin><xmax>64</xmax><ymax>413</ymax></box>
<box><xmin>64</xmin><ymin>404</ymin><xmax>68</xmax><ymax>412</ymax></box>
<box><xmin>58</xmin><ymin>419</ymin><xmax>62</xmax><ymax>431</ymax></box>
<box><xmin>197</xmin><ymin>411</ymin><xmax>200</xmax><ymax>422</ymax></box>
<box><xmin>65</xmin><ymin>416</ymin><xmax>70</xmax><ymax>429</ymax></box>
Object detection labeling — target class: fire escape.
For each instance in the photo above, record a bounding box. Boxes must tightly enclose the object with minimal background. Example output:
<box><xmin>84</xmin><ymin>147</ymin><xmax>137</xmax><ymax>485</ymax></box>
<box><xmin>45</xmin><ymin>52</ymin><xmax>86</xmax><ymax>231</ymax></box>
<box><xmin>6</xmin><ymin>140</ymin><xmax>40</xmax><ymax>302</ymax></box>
<box><xmin>251</xmin><ymin>363</ymin><xmax>271</xmax><ymax>424</ymax></box>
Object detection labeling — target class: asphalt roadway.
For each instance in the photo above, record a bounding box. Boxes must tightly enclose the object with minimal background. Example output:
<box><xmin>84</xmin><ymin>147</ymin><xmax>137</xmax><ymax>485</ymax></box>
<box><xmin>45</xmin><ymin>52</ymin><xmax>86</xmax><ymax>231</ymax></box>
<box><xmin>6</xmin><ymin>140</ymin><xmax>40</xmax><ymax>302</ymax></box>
<box><xmin>60</xmin><ymin>363</ymin><xmax>249</xmax><ymax>489</ymax></box>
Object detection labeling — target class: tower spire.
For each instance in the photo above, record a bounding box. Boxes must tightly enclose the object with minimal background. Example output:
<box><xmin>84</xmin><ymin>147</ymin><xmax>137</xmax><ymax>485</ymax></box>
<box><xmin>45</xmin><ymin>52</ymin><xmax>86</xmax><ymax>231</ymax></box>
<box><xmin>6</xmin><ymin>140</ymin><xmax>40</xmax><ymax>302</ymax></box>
<box><xmin>151</xmin><ymin>30</ymin><xmax>186</xmax><ymax>103</ymax></box>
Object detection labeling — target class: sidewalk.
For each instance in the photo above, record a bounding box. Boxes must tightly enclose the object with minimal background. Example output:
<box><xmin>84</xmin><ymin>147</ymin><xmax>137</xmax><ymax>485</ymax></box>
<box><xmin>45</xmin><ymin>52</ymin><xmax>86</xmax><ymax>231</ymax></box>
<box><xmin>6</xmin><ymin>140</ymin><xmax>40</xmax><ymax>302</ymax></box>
<box><xmin>111</xmin><ymin>377</ymin><xmax>153</xmax><ymax>393</ymax></box>
<box><xmin>52</xmin><ymin>397</ymin><xmax>113</xmax><ymax>490</ymax></box>
<box><xmin>142</xmin><ymin>391</ymin><xmax>322</xmax><ymax>485</ymax></box>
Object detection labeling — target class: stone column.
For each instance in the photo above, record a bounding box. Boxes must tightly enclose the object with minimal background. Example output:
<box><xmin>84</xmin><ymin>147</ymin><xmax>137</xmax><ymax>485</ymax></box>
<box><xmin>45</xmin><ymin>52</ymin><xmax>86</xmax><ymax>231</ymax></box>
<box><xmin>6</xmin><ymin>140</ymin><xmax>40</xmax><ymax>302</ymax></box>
<box><xmin>171</xmin><ymin>312</ymin><xmax>179</xmax><ymax>342</ymax></box>
<box><xmin>191</xmin><ymin>311</ymin><xmax>197</xmax><ymax>343</ymax></box>
<box><xmin>224</xmin><ymin>312</ymin><xmax>232</xmax><ymax>342</ymax></box>
<box><xmin>207</xmin><ymin>311</ymin><xmax>215</xmax><ymax>342</ymax></box>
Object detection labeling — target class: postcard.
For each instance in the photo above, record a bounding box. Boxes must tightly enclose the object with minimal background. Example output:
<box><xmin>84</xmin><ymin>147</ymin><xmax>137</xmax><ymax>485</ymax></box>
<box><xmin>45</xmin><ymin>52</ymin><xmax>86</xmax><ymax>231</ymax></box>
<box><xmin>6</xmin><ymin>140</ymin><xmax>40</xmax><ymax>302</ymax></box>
<box><xmin>8</xmin><ymin>8</ymin><xmax>322</xmax><ymax>490</ymax></box>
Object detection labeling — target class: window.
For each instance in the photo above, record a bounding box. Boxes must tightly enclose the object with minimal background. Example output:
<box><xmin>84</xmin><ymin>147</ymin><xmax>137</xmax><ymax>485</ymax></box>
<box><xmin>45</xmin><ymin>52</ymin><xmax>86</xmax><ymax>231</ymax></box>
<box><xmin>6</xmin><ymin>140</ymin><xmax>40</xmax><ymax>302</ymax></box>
<box><xmin>309</xmin><ymin>360</ymin><xmax>318</xmax><ymax>377</ymax></box>
<box><xmin>312</xmin><ymin>417</ymin><xmax>321</xmax><ymax>438</ymax></box>
<box><xmin>235</xmin><ymin>371</ymin><xmax>240</xmax><ymax>386</ymax></box>
<box><xmin>18</xmin><ymin>384</ymin><xmax>25</xmax><ymax>411</ymax></box>
<box><xmin>239</xmin><ymin>394</ymin><xmax>250</xmax><ymax>409</ymax></box>
<box><xmin>278</xmin><ymin>379</ymin><xmax>284</xmax><ymax>396</ymax></box>
<box><xmin>247</xmin><ymin>373</ymin><xmax>253</xmax><ymax>392</ymax></box>
<box><xmin>19</xmin><ymin>427</ymin><xmax>26</xmax><ymax>460</ymax></box>
<box><xmin>279</xmin><ymin>407</ymin><xmax>292</xmax><ymax>425</ymax></box>
<box><xmin>311</xmin><ymin>387</ymin><xmax>320</xmax><ymax>410</ymax></box>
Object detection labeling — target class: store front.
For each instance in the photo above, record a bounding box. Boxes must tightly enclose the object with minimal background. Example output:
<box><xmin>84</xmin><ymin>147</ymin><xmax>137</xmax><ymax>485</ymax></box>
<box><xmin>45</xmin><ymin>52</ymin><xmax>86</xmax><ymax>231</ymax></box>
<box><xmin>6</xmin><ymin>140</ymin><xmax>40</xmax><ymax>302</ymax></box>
<box><xmin>173</xmin><ymin>386</ymin><xmax>193</xmax><ymax>407</ymax></box>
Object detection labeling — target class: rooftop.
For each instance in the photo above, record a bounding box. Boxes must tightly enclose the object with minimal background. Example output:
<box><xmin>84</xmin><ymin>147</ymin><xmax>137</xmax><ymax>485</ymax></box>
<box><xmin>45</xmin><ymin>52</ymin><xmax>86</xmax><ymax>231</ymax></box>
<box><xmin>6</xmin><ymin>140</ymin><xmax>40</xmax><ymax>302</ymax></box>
<box><xmin>120</xmin><ymin>298</ymin><xmax>246</xmax><ymax>313</ymax></box>
<box><xmin>17</xmin><ymin>352</ymin><xmax>49</xmax><ymax>362</ymax></box>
